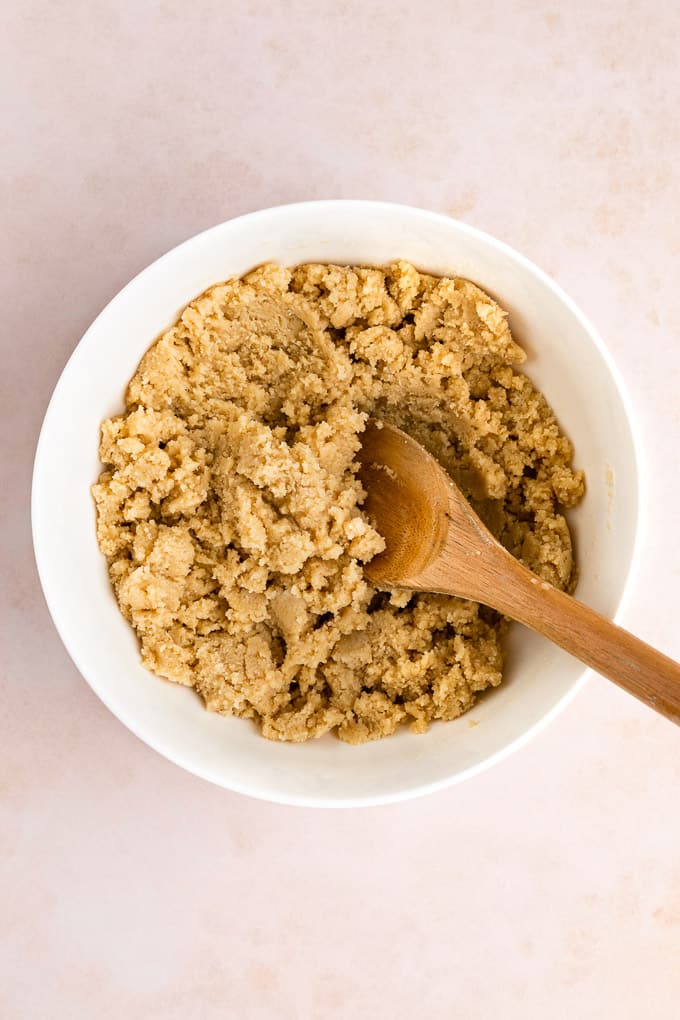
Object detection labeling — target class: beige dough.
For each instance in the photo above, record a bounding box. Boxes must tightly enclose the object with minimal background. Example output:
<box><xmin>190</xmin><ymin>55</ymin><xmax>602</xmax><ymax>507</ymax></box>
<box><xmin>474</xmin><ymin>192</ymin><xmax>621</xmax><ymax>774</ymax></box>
<box><xmin>93</xmin><ymin>261</ymin><xmax>585</xmax><ymax>743</ymax></box>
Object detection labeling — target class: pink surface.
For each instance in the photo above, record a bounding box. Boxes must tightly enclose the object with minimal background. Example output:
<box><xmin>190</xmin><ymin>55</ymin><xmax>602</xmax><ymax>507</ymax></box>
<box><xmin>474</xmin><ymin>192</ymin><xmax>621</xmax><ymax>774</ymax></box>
<box><xmin>2</xmin><ymin>1</ymin><xmax>679</xmax><ymax>1016</ymax></box>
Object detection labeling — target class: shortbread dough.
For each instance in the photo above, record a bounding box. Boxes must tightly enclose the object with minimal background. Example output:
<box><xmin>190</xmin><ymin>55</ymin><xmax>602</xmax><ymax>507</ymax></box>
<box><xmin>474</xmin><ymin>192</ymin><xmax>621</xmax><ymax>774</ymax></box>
<box><xmin>94</xmin><ymin>262</ymin><xmax>584</xmax><ymax>743</ymax></box>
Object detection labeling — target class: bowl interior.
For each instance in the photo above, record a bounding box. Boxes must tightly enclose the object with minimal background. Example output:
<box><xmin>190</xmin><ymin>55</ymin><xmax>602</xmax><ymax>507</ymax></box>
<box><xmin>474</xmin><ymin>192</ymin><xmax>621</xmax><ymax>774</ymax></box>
<box><xmin>32</xmin><ymin>201</ymin><xmax>639</xmax><ymax>806</ymax></box>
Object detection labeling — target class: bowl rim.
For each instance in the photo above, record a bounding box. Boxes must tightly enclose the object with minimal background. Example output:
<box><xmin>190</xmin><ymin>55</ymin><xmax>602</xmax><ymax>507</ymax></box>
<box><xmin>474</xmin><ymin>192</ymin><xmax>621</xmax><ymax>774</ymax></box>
<box><xmin>31</xmin><ymin>199</ymin><xmax>645</xmax><ymax>807</ymax></box>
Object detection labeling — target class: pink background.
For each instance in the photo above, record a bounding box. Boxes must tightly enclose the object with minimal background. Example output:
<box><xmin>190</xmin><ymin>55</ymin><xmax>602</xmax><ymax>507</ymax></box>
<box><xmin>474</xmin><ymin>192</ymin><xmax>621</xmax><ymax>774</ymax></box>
<box><xmin>3</xmin><ymin>1</ymin><xmax>680</xmax><ymax>1016</ymax></box>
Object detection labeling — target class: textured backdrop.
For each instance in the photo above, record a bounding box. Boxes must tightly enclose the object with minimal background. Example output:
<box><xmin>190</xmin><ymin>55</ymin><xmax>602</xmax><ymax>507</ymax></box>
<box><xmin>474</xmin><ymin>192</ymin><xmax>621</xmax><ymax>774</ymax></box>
<box><xmin>2</xmin><ymin>2</ymin><xmax>679</xmax><ymax>1016</ymax></box>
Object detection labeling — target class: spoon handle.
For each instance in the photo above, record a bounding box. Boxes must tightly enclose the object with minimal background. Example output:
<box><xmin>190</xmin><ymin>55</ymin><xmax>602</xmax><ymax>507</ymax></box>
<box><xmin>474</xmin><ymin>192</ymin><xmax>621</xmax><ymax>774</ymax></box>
<box><xmin>488</xmin><ymin>557</ymin><xmax>680</xmax><ymax>725</ymax></box>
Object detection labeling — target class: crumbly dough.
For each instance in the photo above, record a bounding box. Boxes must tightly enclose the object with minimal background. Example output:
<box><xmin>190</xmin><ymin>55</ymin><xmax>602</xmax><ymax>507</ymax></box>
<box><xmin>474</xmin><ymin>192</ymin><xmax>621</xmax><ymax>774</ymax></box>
<box><xmin>94</xmin><ymin>262</ymin><xmax>584</xmax><ymax>743</ymax></box>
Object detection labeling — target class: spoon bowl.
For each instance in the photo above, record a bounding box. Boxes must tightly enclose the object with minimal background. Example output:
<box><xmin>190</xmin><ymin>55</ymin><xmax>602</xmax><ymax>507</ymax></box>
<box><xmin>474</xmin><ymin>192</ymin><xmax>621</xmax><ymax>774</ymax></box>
<box><xmin>358</xmin><ymin>422</ymin><xmax>450</xmax><ymax>587</ymax></box>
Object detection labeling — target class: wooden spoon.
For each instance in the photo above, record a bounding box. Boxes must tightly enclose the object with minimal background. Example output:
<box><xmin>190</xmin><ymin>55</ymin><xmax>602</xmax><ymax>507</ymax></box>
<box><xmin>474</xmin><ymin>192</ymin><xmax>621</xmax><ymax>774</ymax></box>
<box><xmin>357</xmin><ymin>420</ymin><xmax>680</xmax><ymax>725</ymax></box>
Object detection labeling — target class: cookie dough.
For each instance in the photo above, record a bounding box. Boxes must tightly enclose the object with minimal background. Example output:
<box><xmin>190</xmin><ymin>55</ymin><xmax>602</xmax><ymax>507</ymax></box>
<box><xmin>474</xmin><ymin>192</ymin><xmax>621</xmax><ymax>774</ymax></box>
<box><xmin>93</xmin><ymin>261</ymin><xmax>585</xmax><ymax>743</ymax></box>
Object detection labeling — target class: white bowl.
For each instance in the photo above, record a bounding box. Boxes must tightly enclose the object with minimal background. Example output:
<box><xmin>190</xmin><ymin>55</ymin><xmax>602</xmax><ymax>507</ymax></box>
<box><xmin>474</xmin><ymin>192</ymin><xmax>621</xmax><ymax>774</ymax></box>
<box><xmin>32</xmin><ymin>201</ymin><xmax>641</xmax><ymax>807</ymax></box>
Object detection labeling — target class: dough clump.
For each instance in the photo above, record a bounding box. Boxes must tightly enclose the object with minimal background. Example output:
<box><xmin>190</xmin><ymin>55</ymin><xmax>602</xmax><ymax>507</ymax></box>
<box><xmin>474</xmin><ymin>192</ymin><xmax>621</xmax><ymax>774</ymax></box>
<box><xmin>94</xmin><ymin>262</ymin><xmax>584</xmax><ymax>743</ymax></box>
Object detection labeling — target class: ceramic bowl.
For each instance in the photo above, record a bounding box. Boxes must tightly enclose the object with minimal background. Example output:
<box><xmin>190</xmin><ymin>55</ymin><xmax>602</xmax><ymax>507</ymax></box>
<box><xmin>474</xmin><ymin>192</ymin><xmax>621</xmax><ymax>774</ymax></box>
<box><xmin>32</xmin><ymin>201</ymin><xmax>641</xmax><ymax>806</ymax></box>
